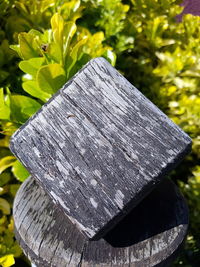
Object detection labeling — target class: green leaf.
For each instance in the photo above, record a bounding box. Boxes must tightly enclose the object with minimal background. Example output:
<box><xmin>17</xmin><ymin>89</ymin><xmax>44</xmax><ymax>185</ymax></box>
<box><xmin>50</xmin><ymin>13</ymin><xmax>65</xmax><ymax>64</ymax></box>
<box><xmin>5</xmin><ymin>15</ymin><xmax>30</xmax><ymax>36</ymax></box>
<box><xmin>36</xmin><ymin>64</ymin><xmax>66</xmax><ymax>94</ymax></box>
<box><xmin>0</xmin><ymin>88</ymin><xmax>10</xmax><ymax>120</ymax></box>
<box><xmin>0</xmin><ymin>49</ymin><xmax>4</xmax><ymax>68</ymax></box>
<box><xmin>0</xmin><ymin>254</ymin><xmax>15</xmax><ymax>267</ymax></box>
<box><xmin>0</xmin><ymin>136</ymin><xmax>10</xmax><ymax>147</ymax></box>
<box><xmin>0</xmin><ymin>198</ymin><xmax>10</xmax><ymax>215</ymax></box>
<box><xmin>9</xmin><ymin>45</ymin><xmax>22</xmax><ymax>58</ymax></box>
<box><xmin>18</xmin><ymin>32</ymin><xmax>40</xmax><ymax>60</ymax></box>
<box><xmin>48</xmin><ymin>42</ymin><xmax>62</xmax><ymax>63</ymax></box>
<box><xmin>40</xmin><ymin>0</ymin><xmax>55</xmax><ymax>12</ymax></box>
<box><xmin>59</xmin><ymin>0</ymin><xmax>82</xmax><ymax>21</ymax></box>
<box><xmin>14</xmin><ymin>1</ymin><xmax>28</xmax><ymax>14</ymax></box>
<box><xmin>12</xmin><ymin>160</ymin><xmax>29</xmax><ymax>182</ymax></box>
<box><xmin>0</xmin><ymin>186</ymin><xmax>8</xmax><ymax>196</ymax></box>
<box><xmin>28</xmin><ymin>29</ymin><xmax>51</xmax><ymax>44</ymax></box>
<box><xmin>66</xmin><ymin>37</ymin><xmax>88</xmax><ymax>78</ymax></box>
<box><xmin>22</xmin><ymin>80</ymin><xmax>51</xmax><ymax>102</ymax></box>
<box><xmin>48</xmin><ymin>21</ymin><xmax>77</xmax><ymax>64</ymax></box>
<box><xmin>0</xmin><ymin>70</ymin><xmax>9</xmax><ymax>83</ymax></box>
<box><xmin>51</xmin><ymin>13</ymin><xmax>64</xmax><ymax>45</ymax></box>
<box><xmin>19</xmin><ymin>57</ymin><xmax>45</xmax><ymax>77</ymax></box>
<box><xmin>1</xmin><ymin>40</ymin><xmax>16</xmax><ymax>62</ymax></box>
<box><xmin>9</xmin><ymin>184</ymin><xmax>21</xmax><ymax>197</ymax></box>
<box><xmin>0</xmin><ymin>156</ymin><xmax>16</xmax><ymax>174</ymax></box>
<box><xmin>28</xmin><ymin>29</ymin><xmax>44</xmax><ymax>40</ymax></box>
<box><xmin>63</xmin><ymin>21</ymin><xmax>77</xmax><ymax>56</ymax></box>
<box><xmin>9</xmin><ymin>95</ymin><xmax>41</xmax><ymax>123</ymax></box>
<box><xmin>0</xmin><ymin>122</ymin><xmax>18</xmax><ymax>137</ymax></box>
<box><xmin>0</xmin><ymin>173</ymin><xmax>11</xmax><ymax>187</ymax></box>
<box><xmin>103</xmin><ymin>50</ymin><xmax>116</xmax><ymax>66</ymax></box>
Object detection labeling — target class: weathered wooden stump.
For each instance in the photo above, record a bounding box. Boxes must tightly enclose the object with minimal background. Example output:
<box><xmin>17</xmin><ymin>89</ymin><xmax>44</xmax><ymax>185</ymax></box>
<box><xmin>10</xmin><ymin>57</ymin><xmax>191</xmax><ymax>240</ymax></box>
<box><xmin>14</xmin><ymin>176</ymin><xmax>188</xmax><ymax>267</ymax></box>
<box><xmin>11</xmin><ymin>57</ymin><xmax>191</xmax><ymax>266</ymax></box>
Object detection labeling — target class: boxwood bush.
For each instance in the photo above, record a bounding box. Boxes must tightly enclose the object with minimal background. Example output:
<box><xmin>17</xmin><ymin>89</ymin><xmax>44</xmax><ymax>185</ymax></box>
<box><xmin>0</xmin><ymin>0</ymin><xmax>199</xmax><ymax>266</ymax></box>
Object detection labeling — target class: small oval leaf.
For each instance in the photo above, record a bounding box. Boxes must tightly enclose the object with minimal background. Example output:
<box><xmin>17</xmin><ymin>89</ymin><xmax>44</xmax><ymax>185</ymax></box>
<box><xmin>12</xmin><ymin>160</ymin><xmax>29</xmax><ymax>182</ymax></box>
<box><xmin>36</xmin><ymin>63</ymin><xmax>66</xmax><ymax>94</ymax></box>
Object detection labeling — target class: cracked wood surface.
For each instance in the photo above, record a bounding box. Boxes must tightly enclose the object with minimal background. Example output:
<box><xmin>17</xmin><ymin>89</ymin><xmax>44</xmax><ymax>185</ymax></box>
<box><xmin>14</xmin><ymin>176</ymin><xmax>188</xmax><ymax>267</ymax></box>
<box><xmin>10</xmin><ymin>57</ymin><xmax>191</xmax><ymax>239</ymax></box>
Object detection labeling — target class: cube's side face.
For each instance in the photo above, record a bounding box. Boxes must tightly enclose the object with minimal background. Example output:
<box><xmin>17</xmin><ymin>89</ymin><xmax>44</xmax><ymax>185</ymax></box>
<box><xmin>9</xmin><ymin>57</ymin><xmax>192</xmax><ymax>239</ymax></box>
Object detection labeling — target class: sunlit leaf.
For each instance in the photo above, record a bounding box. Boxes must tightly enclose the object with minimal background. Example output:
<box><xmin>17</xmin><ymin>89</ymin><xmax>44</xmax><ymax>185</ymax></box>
<box><xmin>0</xmin><ymin>198</ymin><xmax>10</xmax><ymax>215</ymax></box>
<box><xmin>0</xmin><ymin>254</ymin><xmax>15</xmax><ymax>267</ymax></box>
<box><xmin>22</xmin><ymin>80</ymin><xmax>51</xmax><ymax>102</ymax></box>
<box><xmin>40</xmin><ymin>0</ymin><xmax>55</xmax><ymax>12</ymax></box>
<box><xmin>0</xmin><ymin>88</ymin><xmax>10</xmax><ymax>120</ymax></box>
<box><xmin>18</xmin><ymin>32</ymin><xmax>40</xmax><ymax>59</ymax></box>
<box><xmin>19</xmin><ymin>57</ymin><xmax>45</xmax><ymax>77</ymax></box>
<box><xmin>59</xmin><ymin>0</ymin><xmax>82</xmax><ymax>21</ymax></box>
<box><xmin>48</xmin><ymin>42</ymin><xmax>62</xmax><ymax>63</ymax></box>
<box><xmin>66</xmin><ymin>37</ymin><xmax>88</xmax><ymax>77</ymax></box>
<box><xmin>0</xmin><ymin>122</ymin><xmax>18</xmax><ymax>137</ymax></box>
<box><xmin>12</xmin><ymin>160</ymin><xmax>29</xmax><ymax>182</ymax></box>
<box><xmin>9</xmin><ymin>95</ymin><xmax>41</xmax><ymax>123</ymax></box>
<box><xmin>37</xmin><ymin>63</ymin><xmax>66</xmax><ymax>94</ymax></box>
<box><xmin>103</xmin><ymin>50</ymin><xmax>116</xmax><ymax>66</ymax></box>
<box><xmin>14</xmin><ymin>1</ymin><xmax>28</xmax><ymax>14</ymax></box>
<box><xmin>51</xmin><ymin>13</ymin><xmax>64</xmax><ymax>46</ymax></box>
<box><xmin>0</xmin><ymin>156</ymin><xmax>16</xmax><ymax>174</ymax></box>
<box><xmin>9</xmin><ymin>45</ymin><xmax>22</xmax><ymax>58</ymax></box>
<box><xmin>63</xmin><ymin>21</ymin><xmax>77</xmax><ymax>56</ymax></box>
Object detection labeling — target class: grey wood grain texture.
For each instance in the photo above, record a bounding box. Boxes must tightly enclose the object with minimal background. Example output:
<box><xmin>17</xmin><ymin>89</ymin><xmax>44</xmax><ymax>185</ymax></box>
<box><xmin>13</xmin><ymin>176</ymin><xmax>188</xmax><ymax>267</ymax></box>
<box><xmin>10</xmin><ymin>57</ymin><xmax>192</xmax><ymax>239</ymax></box>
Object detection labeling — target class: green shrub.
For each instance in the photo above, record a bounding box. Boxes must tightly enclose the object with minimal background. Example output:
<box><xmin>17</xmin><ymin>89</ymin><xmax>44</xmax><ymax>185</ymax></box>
<box><xmin>0</xmin><ymin>1</ymin><xmax>115</xmax><ymax>266</ymax></box>
<box><xmin>0</xmin><ymin>0</ymin><xmax>199</xmax><ymax>266</ymax></box>
<box><xmin>114</xmin><ymin>1</ymin><xmax>200</xmax><ymax>265</ymax></box>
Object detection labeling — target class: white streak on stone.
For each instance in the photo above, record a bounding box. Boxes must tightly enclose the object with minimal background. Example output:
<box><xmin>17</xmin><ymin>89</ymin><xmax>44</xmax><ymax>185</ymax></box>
<box><xmin>33</xmin><ymin>147</ymin><xmax>41</xmax><ymax>157</ymax></box>
<box><xmin>56</xmin><ymin>161</ymin><xmax>67</xmax><ymax>174</ymax></box>
<box><xmin>75</xmin><ymin>166</ymin><xmax>81</xmax><ymax>174</ymax></box>
<box><xmin>123</xmin><ymin>153</ymin><xmax>132</xmax><ymax>162</ymax></box>
<box><xmin>114</xmin><ymin>190</ymin><xmax>124</xmax><ymax>209</ymax></box>
<box><xmin>59</xmin><ymin>180</ymin><xmax>65</xmax><ymax>188</ymax></box>
<box><xmin>90</xmin><ymin>179</ymin><xmax>97</xmax><ymax>186</ymax></box>
<box><xmin>80</xmin><ymin>148</ymin><xmax>86</xmax><ymax>154</ymax></box>
<box><xmin>67</xmin><ymin>214</ymin><xmax>96</xmax><ymax>237</ymax></box>
<box><xmin>94</xmin><ymin>169</ymin><xmax>101</xmax><ymax>178</ymax></box>
<box><xmin>90</xmin><ymin>197</ymin><xmax>98</xmax><ymax>209</ymax></box>
<box><xmin>167</xmin><ymin>149</ymin><xmax>175</xmax><ymax>155</ymax></box>
<box><xmin>52</xmin><ymin>95</ymin><xmax>62</xmax><ymax>108</ymax></box>
<box><xmin>60</xmin><ymin>142</ymin><xmax>66</xmax><ymax>149</ymax></box>
<box><xmin>37</xmin><ymin>113</ymin><xmax>48</xmax><ymax>127</ymax></box>
<box><xmin>50</xmin><ymin>191</ymin><xmax>70</xmax><ymax>212</ymax></box>
<box><xmin>44</xmin><ymin>173</ymin><xmax>54</xmax><ymax>181</ymax></box>
<box><xmin>104</xmin><ymin>207</ymin><xmax>112</xmax><ymax>217</ymax></box>
<box><xmin>131</xmin><ymin>153</ymin><xmax>139</xmax><ymax>161</ymax></box>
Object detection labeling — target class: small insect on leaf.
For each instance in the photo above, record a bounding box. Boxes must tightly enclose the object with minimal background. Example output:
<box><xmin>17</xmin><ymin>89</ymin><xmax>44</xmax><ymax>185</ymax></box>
<box><xmin>41</xmin><ymin>44</ymin><xmax>49</xmax><ymax>52</ymax></box>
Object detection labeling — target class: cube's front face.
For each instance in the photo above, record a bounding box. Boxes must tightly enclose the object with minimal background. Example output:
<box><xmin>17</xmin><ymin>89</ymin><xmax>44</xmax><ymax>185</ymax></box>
<box><xmin>10</xmin><ymin>57</ymin><xmax>191</xmax><ymax>239</ymax></box>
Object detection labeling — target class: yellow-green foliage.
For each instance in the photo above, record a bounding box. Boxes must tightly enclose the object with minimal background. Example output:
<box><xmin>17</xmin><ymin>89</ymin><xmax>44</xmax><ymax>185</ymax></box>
<box><xmin>0</xmin><ymin>0</ymin><xmax>199</xmax><ymax>266</ymax></box>
<box><xmin>114</xmin><ymin>1</ymin><xmax>200</xmax><ymax>264</ymax></box>
<box><xmin>0</xmin><ymin>1</ymin><xmax>115</xmax><ymax>266</ymax></box>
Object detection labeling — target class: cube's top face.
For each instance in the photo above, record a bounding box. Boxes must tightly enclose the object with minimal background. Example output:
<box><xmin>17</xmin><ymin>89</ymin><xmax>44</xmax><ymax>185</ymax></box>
<box><xmin>10</xmin><ymin>57</ymin><xmax>191</xmax><ymax>239</ymax></box>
